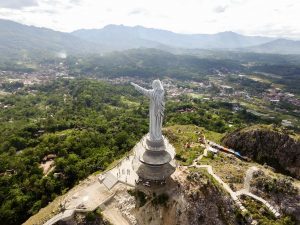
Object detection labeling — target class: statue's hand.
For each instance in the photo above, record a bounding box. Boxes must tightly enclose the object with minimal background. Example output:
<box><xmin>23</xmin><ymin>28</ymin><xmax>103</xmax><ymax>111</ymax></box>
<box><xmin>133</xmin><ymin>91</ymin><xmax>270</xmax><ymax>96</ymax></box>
<box><xmin>130</xmin><ymin>82</ymin><xmax>149</xmax><ymax>96</ymax></box>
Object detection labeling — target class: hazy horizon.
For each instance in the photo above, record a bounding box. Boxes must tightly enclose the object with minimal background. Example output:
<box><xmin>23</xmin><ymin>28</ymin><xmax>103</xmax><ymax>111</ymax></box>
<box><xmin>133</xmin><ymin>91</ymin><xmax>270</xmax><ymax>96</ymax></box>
<box><xmin>0</xmin><ymin>0</ymin><xmax>300</xmax><ymax>39</ymax></box>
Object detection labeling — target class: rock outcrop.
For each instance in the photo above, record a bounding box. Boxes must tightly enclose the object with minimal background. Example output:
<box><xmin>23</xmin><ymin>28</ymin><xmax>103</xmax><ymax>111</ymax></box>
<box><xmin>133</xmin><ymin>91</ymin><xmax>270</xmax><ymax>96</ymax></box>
<box><xmin>135</xmin><ymin>169</ymin><xmax>245</xmax><ymax>225</ymax></box>
<box><xmin>250</xmin><ymin>169</ymin><xmax>300</xmax><ymax>223</ymax></box>
<box><xmin>222</xmin><ymin>125</ymin><xmax>300</xmax><ymax>178</ymax></box>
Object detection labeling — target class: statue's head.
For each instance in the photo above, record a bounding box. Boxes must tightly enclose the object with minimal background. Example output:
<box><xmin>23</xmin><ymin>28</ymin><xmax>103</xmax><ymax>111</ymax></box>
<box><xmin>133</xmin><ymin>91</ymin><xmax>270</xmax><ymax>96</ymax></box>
<box><xmin>152</xmin><ymin>79</ymin><xmax>163</xmax><ymax>91</ymax></box>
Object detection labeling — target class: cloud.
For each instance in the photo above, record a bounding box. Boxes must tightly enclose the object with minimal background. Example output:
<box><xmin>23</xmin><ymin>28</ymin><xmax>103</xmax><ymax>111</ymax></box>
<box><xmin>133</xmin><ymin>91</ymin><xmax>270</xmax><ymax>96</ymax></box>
<box><xmin>213</xmin><ymin>5</ymin><xmax>228</xmax><ymax>13</ymax></box>
<box><xmin>129</xmin><ymin>8</ymin><xmax>149</xmax><ymax>16</ymax></box>
<box><xmin>253</xmin><ymin>24</ymin><xmax>300</xmax><ymax>39</ymax></box>
<box><xmin>69</xmin><ymin>0</ymin><xmax>82</xmax><ymax>5</ymax></box>
<box><xmin>23</xmin><ymin>8</ymin><xmax>58</xmax><ymax>14</ymax></box>
<box><xmin>0</xmin><ymin>0</ymin><xmax>38</xmax><ymax>9</ymax></box>
<box><xmin>0</xmin><ymin>0</ymin><xmax>300</xmax><ymax>39</ymax></box>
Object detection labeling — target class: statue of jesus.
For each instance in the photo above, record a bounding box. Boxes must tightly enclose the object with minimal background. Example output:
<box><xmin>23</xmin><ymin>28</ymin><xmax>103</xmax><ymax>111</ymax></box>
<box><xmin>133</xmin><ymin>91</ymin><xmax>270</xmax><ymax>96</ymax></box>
<box><xmin>131</xmin><ymin>80</ymin><xmax>165</xmax><ymax>141</ymax></box>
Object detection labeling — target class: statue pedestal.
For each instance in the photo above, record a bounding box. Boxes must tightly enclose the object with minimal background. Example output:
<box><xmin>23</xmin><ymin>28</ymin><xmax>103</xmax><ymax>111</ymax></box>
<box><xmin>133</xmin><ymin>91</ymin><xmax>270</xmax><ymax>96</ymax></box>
<box><xmin>132</xmin><ymin>134</ymin><xmax>176</xmax><ymax>181</ymax></box>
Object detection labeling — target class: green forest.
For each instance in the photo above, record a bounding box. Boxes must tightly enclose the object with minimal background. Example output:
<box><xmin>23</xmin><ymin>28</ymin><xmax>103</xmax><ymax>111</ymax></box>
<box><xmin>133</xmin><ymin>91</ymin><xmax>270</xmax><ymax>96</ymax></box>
<box><xmin>0</xmin><ymin>78</ymin><xmax>291</xmax><ymax>225</ymax></box>
<box><xmin>0</xmin><ymin>79</ymin><xmax>148</xmax><ymax>225</ymax></box>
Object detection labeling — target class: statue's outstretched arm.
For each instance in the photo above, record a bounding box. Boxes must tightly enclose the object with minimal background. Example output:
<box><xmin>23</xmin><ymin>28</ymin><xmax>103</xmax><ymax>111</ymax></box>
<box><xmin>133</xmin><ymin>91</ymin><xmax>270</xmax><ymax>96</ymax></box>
<box><xmin>131</xmin><ymin>82</ymin><xmax>151</xmax><ymax>97</ymax></box>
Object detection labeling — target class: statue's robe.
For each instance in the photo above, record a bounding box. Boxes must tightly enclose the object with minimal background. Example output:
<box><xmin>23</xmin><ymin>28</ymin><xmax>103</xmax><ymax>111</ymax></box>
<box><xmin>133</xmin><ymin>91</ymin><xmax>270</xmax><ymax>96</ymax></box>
<box><xmin>134</xmin><ymin>85</ymin><xmax>165</xmax><ymax>141</ymax></box>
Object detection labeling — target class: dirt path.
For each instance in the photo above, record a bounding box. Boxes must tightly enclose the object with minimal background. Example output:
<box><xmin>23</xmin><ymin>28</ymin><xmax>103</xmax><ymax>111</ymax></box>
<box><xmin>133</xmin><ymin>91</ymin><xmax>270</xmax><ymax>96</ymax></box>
<box><xmin>243</xmin><ymin>166</ymin><xmax>258</xmax><ymax>191</ymax></box>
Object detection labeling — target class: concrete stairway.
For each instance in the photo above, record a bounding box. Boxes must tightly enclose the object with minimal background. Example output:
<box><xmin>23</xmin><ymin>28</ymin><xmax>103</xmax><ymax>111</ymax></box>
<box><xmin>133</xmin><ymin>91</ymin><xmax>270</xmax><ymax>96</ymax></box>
<box><xmin>236</xmin><ymin>189</ymin><xmax>281</xmax><ymax>218</ymax></box>
<box><xmin>102</xmin><ymin>172</ymin><xmax>118</xmax><ymax>189</ymax></box>
<box><xmin>43</xmin><ymin>210</ymin><xmax>74</xmax><ymax>225</ymax></box>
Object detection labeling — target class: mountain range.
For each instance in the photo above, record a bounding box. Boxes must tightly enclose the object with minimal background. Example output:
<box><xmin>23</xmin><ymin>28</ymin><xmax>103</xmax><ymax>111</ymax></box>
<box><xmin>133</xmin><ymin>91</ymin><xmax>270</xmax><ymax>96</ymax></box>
<box><xmin>0</xmin><ymin>19</ymin><xmax>98</xmax><ymax>59</ymax></box>
<box><xmin>71</xmin><ymin>24</ymin><xmax>274</xmax><ymax>50</ymax></box>
<box><xmin>1</xmin><ymin>18</ymin><xmax>300</xmax><ymax>60</ymax></box>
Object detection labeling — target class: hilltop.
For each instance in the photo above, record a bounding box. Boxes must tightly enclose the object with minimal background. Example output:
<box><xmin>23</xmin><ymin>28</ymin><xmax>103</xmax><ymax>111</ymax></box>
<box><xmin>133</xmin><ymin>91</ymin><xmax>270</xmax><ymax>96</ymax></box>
<box><xmin>222</xmin><ymin>125</ymin><xmax>300</xmax><ymax>178</ymax></box>
<box><xmin>24</xmin><ymin>125</ymin><xmax>299</xmax><ymax>225</ymax></box>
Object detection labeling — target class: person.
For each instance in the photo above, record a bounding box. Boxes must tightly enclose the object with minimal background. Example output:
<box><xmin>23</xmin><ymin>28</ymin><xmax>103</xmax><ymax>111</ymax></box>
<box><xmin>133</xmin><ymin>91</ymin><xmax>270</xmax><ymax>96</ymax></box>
<box><xmin>131</xmin><ymin>80</ymin><xmax>165</xmax><ymax>141</ymax></box>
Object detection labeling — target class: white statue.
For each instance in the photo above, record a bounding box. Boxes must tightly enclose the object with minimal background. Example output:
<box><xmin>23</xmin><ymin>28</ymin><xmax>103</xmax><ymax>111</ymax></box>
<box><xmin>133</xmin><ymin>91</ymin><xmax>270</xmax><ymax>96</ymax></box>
<box><xmin>131</xmin><ymin>80</ymin><xmax>165</xmax><ymax>141</ymax></box>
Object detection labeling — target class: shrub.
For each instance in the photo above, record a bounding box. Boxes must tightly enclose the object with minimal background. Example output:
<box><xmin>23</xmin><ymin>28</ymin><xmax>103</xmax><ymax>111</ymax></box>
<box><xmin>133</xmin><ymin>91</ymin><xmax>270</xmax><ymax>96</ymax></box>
<box><xmin>152</xmin><ymin>193</ymin><xmax>169</xmax><ymax>206</ymax></box>
<box><xmin>85</xmin><ymin>211</ymin><xmax>96</xmax><ymax>221</ymax></box>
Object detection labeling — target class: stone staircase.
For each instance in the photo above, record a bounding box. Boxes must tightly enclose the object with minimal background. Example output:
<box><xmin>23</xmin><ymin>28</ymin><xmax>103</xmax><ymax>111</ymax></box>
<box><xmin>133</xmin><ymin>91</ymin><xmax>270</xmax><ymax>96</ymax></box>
<box><xmin>102</xmin><ymin>172</ymin><xmax>118</xmax><ymax>189</ymax></box>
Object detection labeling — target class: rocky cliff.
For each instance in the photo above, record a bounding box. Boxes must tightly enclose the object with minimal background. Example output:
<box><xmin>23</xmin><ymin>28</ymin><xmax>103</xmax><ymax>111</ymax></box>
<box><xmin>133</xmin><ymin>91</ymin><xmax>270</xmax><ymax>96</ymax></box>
<box><xmin>250</xmin><ymin>169</ymin><xmax>300</xmax><ymax>222</ymax></box>
<box><xmin>55</xmin><ymin>168</ymin><xmax>246</xmax><ymax>225</ymax></box>
<box><xmin>134</xmin><ymin>168</ymin><xmax>245</xmax><ymax>225</ymax></box>
<box><xmin>222</xmin><ymin>125</ymin><xmax>300</xmax><ymax>178</ymax></box>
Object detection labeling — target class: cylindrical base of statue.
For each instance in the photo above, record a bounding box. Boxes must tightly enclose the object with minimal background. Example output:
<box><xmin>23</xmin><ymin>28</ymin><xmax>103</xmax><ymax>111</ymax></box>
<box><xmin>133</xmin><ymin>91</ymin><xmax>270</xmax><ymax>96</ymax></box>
<box><xmin>132</xmin><ymin>134</ymin><xmax>176</xmax><ymax>181</ymax></box>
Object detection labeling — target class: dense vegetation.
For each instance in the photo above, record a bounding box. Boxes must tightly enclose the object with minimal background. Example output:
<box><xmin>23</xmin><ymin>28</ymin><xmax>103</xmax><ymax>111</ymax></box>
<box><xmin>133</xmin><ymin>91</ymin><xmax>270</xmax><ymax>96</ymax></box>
<box><xmin>0</xmin><ymin>77</ymin><xmax>297</xmax><ymax>224</ymax></box>
<box><xmin>241</xmin><ymin>196</ymin><xmax>295</xmax><ymax>225</ymax></box>
<box><xmin>2</xmin><ymin>47</ymin><xmax>300</xmax><ymax>94</ymax></box>
<box><xmin>166</xmin><ymin>96</ymin><xmax>277</xmax><ymax>133</ymax></box>
<box><xmin>64</xmin><ymin>49</ymin><xmax>300</xmax><ymax>94</ymax></box>
<box><xmin>66</xmin><ymin>49</ymin><xmax>244</xmax><ymax>81</ymax></box>
<box><xmin>0</xmin><ymin>79</ymin><xmax>148</xmax><ymax>225</ymax></box>
<box><xmin>252</xmin><ymin>64</ymin><xmax>300</xmax><ymax>94</ymax></box>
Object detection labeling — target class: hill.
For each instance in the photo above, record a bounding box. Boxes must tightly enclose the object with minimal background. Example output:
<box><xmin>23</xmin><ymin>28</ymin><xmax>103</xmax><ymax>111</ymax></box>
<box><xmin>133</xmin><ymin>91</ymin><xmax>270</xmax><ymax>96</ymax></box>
<box><xmin>244</xmin><ymin>39</ymin><xmax>300</xmax><ymax>55</ymax></box>
<box><xmin>222</xmin><ymin>125</ymin><xmax>300</xmax><ymax>178</ymax></box>
<box><xmin>0</xmin><ymin>19</ymin><xmax>104</xmax><ymax>60</ymax></box>
<box><xmin>67</xmin><ymin>49</ymin><xmax>245</xmax><ymax>80</ymax></box>
<box><xmin>72</xmin><ymin>24</ymin><xmax>274</xmax><ymax>50</ymax></box>
<box><xmin>2</xmin><ymin>19</ymin><xmax>300</xmax><ymax>60</ymax></box>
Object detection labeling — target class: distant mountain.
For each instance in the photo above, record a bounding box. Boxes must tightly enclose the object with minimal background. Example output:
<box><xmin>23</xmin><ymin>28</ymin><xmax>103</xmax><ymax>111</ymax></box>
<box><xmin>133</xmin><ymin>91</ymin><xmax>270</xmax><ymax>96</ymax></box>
<box><xmin>0</xmin><ymin>19</ymin><xmax>105</xmax><ymax>60</ymax></box>
<box><xmin>1</xmin><ymin>19</ymin><xmax>299</xmax><ymax>60</ymax></box>
<box><xmin>72</xmin><ymin>24</ymin><xmax>274</xmax><ymax>50</ymax></box>
<box><xmin>71</xmin><ymin>25</ymin><xmax>167</xmax><ymax>51</ymax></box>
<box><xmin>244</xmin><ymin>39</ymin><xmax>300</xmax><ymax>55</ymax></box>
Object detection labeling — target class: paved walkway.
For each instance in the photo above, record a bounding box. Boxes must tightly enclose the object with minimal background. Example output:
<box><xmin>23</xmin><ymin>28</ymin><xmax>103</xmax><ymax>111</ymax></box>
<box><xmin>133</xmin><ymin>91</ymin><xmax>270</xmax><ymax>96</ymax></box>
<box><xmin>192</xmin><ymin>143</ymin><xmax>281</xmax><ymax>219</ymax></box>
<box><xmin>190</xmin><ymin>161</ymin><xmax>247</xmax><ymax>212</ymax></box>
<box><xmin>43</xmin><ymin>210</ymin><xmax>74</xmax><ymax>225</ymax></box>
<box><xmin>43</xmin><ymin>152</ymin><xmax>140</xmax><ymax>225</ymax></box>
<box><xmin>43</xmin><ymin>180</ymin><xmax>114</xmax><ymax>225</ymax></box>
<box><xmin>243</xmin><ymin>166</ymin><xmax>258</xmax><ymax>191</ymax></box>
<box><xmin>65</xmin><ymin>181</ymin><xmax>112</xmax><ymax>211</ymax></box>
<box><xmin>236</xmin><ymin>189</ymin><xmax>281</xmax><ymax>218</ymax></box>
<box><xmin>110</xmin><ymin>155</ymin><xmax>138</xmax><ymax>187</ymax></box>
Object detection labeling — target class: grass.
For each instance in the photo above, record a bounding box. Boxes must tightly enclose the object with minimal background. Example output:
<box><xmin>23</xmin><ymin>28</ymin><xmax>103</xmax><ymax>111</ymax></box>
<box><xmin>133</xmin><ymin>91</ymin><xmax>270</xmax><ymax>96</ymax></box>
<box><xmin>199</xmin><ymin>151</ymin><xmax>249</xmax><ymax>191</ymax></box>
<box><xmin>163</xmin><ymin>124</ymin><xmax>225</xmax><ymax>165</ymax></box>
<box><xmin>187</xmin><ymin>93</ymin><xmax>204</xmax><ymax>99</ymax></box>
<box><xmin>120</xmin><ymin>96</ymin><xmax>139</xmax><ymax>107</ymax></box>
<box><xmin>202</xmin><ymin>129</ymin><xmax>224</xmax><ymax>144</ymax></box>
<box><xmin>241</xmin><ymin>196</ymin><xmax>296</xmax><ymax>225</ymax></box>
<box><xmin>23</xmin><ymin>172</ymin><xmax>100</xmax><ymax>225</ymax></box>
<box><xmin>163</xmin><ymin>125</ymin><xmax>205</xmax><ymax>165</ymax></box>
<box><xmin>188</xmin><ymin>167</ymin><xmax>228</xmax><ymax>195</ymax></box>
<box><xmin>248</xmin><ymin>75</ymin><xmax>272</xmax><ymax>84</ymax></box>
<box><xmin>23</xmin><ymin>195</ymin><xmax>63</xmax><ymax>225</ymax></box>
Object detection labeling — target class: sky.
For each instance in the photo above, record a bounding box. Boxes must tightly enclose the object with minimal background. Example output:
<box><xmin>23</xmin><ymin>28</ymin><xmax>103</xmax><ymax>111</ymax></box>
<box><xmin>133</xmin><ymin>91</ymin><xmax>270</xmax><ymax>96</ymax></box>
<box><xmin>0</xmin><ymin>0</ymin><xmax>300</xmax><ymax>38</ymax></box>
